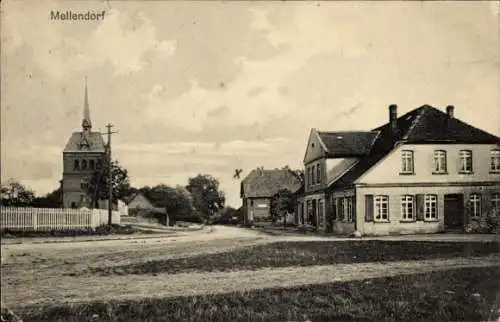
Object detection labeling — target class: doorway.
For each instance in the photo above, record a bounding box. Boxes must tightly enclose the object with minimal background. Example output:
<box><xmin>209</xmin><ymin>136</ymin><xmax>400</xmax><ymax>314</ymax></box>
<box><xmin>444</xmin><ymin>194</ymin><xmax>464</xmax><ymax>231</ymax></box>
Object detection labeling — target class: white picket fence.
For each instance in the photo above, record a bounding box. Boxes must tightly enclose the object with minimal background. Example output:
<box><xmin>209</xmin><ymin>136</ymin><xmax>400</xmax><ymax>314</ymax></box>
<box><xmin>0</xmin><ymin>207</ymin><xmax>121</xmax><ymax>231</ymax></box>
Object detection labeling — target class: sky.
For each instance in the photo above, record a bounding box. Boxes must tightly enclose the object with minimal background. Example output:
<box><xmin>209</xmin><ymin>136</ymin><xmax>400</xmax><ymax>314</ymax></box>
<box><xmin>1</xmin><ymin>0</ymin><xmax>499</xmax><ymax>207</ymax></box>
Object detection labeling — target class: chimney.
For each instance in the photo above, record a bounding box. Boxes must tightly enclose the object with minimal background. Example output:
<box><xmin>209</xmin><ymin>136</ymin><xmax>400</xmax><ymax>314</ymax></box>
<box><xmin>389</xmin><ymin>104</ymin><xmax>398</xmax><ymax>134</ymax></box>
<box><xmin>446</xmin><ymin>105</ymin><xmax>454</xmax><ymax>118</ymax></box>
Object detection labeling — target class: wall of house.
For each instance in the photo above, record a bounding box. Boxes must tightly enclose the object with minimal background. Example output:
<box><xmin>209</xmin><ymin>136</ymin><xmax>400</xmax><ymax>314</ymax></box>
<box><xmin>305</xmin><ymin>158</ymin><xmax>327</xmax><ymax>193</ymax></box>
<box><xmin>357</xmin><ymin>144</ymin><xmax>500</xmax><ymax>185</ymax></box>
<box><xmin>244</xmin><ymin>197</ymin><xmax>271</xmax><ymax>223</ymax></box>
<box><xmin>303</xmin><ymin>129</ymin><xmax>327</xmax><ymax>164</ymax></box>
<box><xmin>355</xmin><ymin>184</ymin><xmax>500</xmax><ymax>236</ymax></box>
<box><xmin>330</xmin><ymin>189</ymin><xmax>356</xmax><ymax>235</ymax></box>
<box><xmin>302</xmin><ymin>192</ymin><xmax>326</xmax><ymax>231</ymax></box>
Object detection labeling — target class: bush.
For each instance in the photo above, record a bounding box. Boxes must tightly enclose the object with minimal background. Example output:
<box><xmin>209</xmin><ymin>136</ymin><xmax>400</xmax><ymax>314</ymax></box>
<box><xmin>465</xmin><ymin>209</ymin><xmax>500</xmax><ymax>234</ymax></box>
<box><xmin>0</xmin><ymin>224</ymin><xmax>141</xmax><ymax>238</ymax></box>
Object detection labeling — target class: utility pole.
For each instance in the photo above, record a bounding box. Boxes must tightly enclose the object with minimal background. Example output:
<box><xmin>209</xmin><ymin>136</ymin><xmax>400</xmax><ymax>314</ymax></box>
<box><xmin>105</xmin><ymin>123</ymin><xmax>117</xmax><ymax>227</ymax></box>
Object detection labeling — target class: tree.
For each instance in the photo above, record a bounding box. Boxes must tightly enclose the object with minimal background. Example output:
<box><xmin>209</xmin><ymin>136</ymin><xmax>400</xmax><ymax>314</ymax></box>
<box><xmin>0</xmin><ymin>179</ymin><xmax>36</xmax><ymax>207</ymax></box>
<box><xmin>186</xmin><ymin>174</ymin><xmax>225</xmax><ymax>220</ymax></box>
<box><xmin>270</xmin><ymin>188</ymin><xmax>295</xmax><ymax>228</ymax></box>
<box><xmin>282</xmin><ymin>165</ymin><xmax>304</xmax><ymax>184</ymax></box>
<box><xmin>87</xmin><ymin>160</ymin><xmax>131</xmax><ymax>208</ymax></box>
<box><xmin>139</xmin><ymin>184</ymin><xmax>195</xmax><ymax>217</ymax></box>
<box><xmin>32</xmin><ymin>187</ymin><xmax>62</xmax><ymax>208</ymax></box>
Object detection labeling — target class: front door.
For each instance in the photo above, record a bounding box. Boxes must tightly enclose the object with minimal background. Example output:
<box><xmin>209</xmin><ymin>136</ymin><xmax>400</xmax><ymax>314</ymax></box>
<box><xmin>444</xmin><ymin>194</ymin><xmax>464</xmax><ymax>230</ymax></box>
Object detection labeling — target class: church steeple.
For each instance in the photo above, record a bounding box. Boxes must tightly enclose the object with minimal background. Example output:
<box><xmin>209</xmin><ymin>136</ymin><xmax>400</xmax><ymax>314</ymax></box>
<box><xmin>82</xmin><ymin>77</ymin><xmax>92</xmax><ymax>131</ymax></box>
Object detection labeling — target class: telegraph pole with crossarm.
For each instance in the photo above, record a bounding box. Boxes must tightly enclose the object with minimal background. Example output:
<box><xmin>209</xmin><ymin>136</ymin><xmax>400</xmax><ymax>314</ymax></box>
<box><xmin>105</xmin><ymin>123</ymin><xmax>118</xmax><ymax>227</ymax></box>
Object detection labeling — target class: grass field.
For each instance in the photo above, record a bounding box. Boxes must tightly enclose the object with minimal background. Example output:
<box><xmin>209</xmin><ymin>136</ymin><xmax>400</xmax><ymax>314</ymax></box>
<box><xmin>15</xmin><ymin>266</ymin><xmax>500</xmax><ymax>321</ymax></box>
<box><xmin>2</xmin><ymin>227</ymin><xmax>499</xmax><ymax>321</ymax></box>
<box><xmin>80</xmin><ymin>240</ymin><xmax>500</xmax><ymax>276</ymax></box>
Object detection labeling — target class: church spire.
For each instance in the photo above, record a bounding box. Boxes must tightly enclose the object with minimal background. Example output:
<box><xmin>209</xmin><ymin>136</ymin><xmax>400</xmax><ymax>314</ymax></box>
<box><xmin>82</xmin><ymin>76</ymin><xmax>92</xmax><ymax>131</ymax></box>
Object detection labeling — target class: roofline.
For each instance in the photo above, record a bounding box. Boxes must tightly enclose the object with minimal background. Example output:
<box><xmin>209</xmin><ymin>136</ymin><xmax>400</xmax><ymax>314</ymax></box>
<box><xmin>353</xmin><ymin>143</ymin><xmax>401</xmax><ymax>184</ymax></box>
<box><xmin>315</xmin><ymin>130</ymin><xmax>329</xmax><ymax>153</ymax></box>
<box><xmin>327</xmin><ymin>159</ymin><xmax>361</xmax><ymax>188</ymax></box>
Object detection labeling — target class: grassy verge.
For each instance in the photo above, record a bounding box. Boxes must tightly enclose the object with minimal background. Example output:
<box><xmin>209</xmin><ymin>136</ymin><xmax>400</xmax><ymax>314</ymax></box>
<box><xmin>81</xmin><ymin>240</ymin><xmax>500</xmax><ymax>276</ymax></box>
<box><xmin>0</xmin><ymin>224</ymin><xmax>159</xmax><ymax>238</ymax></box>
<box><xmin>16</xmin><ymin>266</ymin><xmax>500</xmax><ymax>322</ymax></box>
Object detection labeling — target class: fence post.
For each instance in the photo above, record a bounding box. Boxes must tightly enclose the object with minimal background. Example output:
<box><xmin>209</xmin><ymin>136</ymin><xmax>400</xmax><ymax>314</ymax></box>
<box><xmin>33</xmin><ymin>210</ymin><xmax>38</xmax><ymax>231</ymax></box>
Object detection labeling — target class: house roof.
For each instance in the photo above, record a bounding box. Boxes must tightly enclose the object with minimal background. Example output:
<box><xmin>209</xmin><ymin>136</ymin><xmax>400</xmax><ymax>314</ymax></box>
<box><xmin>63</xmin><ymin>131</ymin><xmax>106</xmax><ymax>153</ymax></box>
<box><xmin>126</xmin><ymin>192</ymin><xmax>154</xmax><ymax>208</ymax></box>
<box><xmin>241</xmin><ymin>168</ymin><xmax>303</xmax><ymax>198</ymax></box>
<box><xmin>317</xmin><ymin>131</ymin><xmax>379</xmax><ymax>157</ymax></box>
<box><xmin>330</xmin><ymin>105</ymin><xmax>500</xmax><ymax>188</ymax></box>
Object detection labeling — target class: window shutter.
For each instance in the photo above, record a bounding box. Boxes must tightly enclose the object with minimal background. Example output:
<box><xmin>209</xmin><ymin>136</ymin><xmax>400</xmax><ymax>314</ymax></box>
<box><xmin>464</xmin><ymin>195</ymin><xmax>472</xmax><ymax>225</ymax></box>
<box><xmin>352</xmin><ymin>196</ymin><xmax>356</xmax><ymax>222</ymax></box>
<box><xmin>482</xmin><ymin>193</ymin><xmax>490</xmax><ymax>217</ymax></box>
<box><xmin>332</xmin><ymin>197</ymin><xmax>338</xmax><ymax>220</ymax></box>
<box><xmin>416</xmin><ymin>194</ymin><xmax>425</xmax><ymax>221</ymax></box>
<box><xmin>365</xmin><ymin>195</ymin><xmax>374</xmax><ymax>222</ymax></box>
<box><xmin>338</xmin><ymin>199</ymin><xmax>344</xmax><ymax>221</ymax></box>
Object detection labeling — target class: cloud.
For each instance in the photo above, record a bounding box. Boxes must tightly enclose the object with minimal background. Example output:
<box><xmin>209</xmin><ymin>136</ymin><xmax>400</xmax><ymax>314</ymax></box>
<box><xmin>2</xmin><ymin>2</ymin><xmax>176</xmax><ymax>78</ymax></box>
<box><xmin>1</xmin><ymin>1</ymin><xmax>499</xmax><ymax>207</ymax></box>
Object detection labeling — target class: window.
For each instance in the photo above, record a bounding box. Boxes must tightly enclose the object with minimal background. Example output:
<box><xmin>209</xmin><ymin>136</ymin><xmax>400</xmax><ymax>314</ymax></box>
<box><xmin>96</xmin><ymin>159</ymin><xmax>103</xmax><ymax>170</ymax></box>
<box><xmin>311</xmin><ymin>165</ymin><xmax>316</xmax><ymax>186</ymax></box>
<box><xmin>331</xmin><ymin>197</ymin><xmax>337</xmax><ymax>221</ymax></box>
<box><xmin>74</xmin><ymin>160</ymin><xmax>80</xmax><ymax>170</ymax></box>
<box><xmin>491</xmin><ymin>150</ymin><xmax>500</xmax><ymax>172</ymax></box>
<box><xmin>80</xmin><ymin>177</ymin><xmax>89</xmax><ymax>191</ymax></box>
<box><xmin>492</xmin><ymin>193</ymin><xmax>500</xmax><ymax>212</ymax></box>
<box><xmin>433</xmin><ymin>150</ymin><xmax>447</xmax><ymax>173</ymax></box>
<box><xmin>318</xmin><ymin>199</ymin><xmax>324</xmax><ymax>227</ymax></box>
<box><xmin>469</xmin><ymin>194</ymin><xmax>481</xmax><ymax>218</ymax></box>
<box><xmin>316</xmin><ymin>164</ymin><xmax>321</xmax><ymax>184</ymax></box>
<box><xmin>374</xmin><ymin>195</ymin><xmax>389</xmax><ymax>222</ymax></box>
<box><xmin>401</xmin><ymin>195</ymin><xmax>414</xmax><ymax>221</ymax></box>
<box><xmin>344</xmin><ymin>197</ymin><xmax>353</xmax><ymax>222</ymax></box>
<box><xmin>401</xmin><ymin>150</ymin><xmax>414</xmax><ymax>174</ymax></box>
<box><xmin>307</xmin><ymin>167</ymin><xmax>312</xmax><ymax>186</ymax></box>
<box><xmin>459</xmin><ymin>150</ymin><xmax>473</xmax><ymax>173</ymax></box>
<box><xmin>81</xmin><ymin>159</ymin><xmax>88</xmax><ymax>170</ymax></box>
<box><xmin>89</xmin><ymin>160</ymin><xmax>95</xmax><ymax>170</ymax></box>
<box><xmin>424</xmin><ymin>195</ymin><xmax>437</xmax><ymax>220</ymax></box>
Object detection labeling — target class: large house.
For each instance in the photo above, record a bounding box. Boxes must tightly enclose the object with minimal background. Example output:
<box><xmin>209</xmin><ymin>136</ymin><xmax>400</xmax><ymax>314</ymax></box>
<box><xmin>61</xmin><ymin>80</ymin><xmax>106</xmax><ymax>208</ymax></box>
<box><xmin>240</xmin><ymin>168</ymin><xmax>303</xmax><ymax>225</ymax></box>
<box><xmin>297</xmin><ymin>104</ymin><xmax>500</xmax><ymax>236</ymax></box>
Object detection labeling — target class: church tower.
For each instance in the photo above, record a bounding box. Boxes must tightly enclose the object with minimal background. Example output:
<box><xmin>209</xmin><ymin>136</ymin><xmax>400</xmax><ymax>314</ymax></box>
<box><xmin>61</xmin><ymin>79</ymin><xmax>106</xmax><ymax>208</ymax></box>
